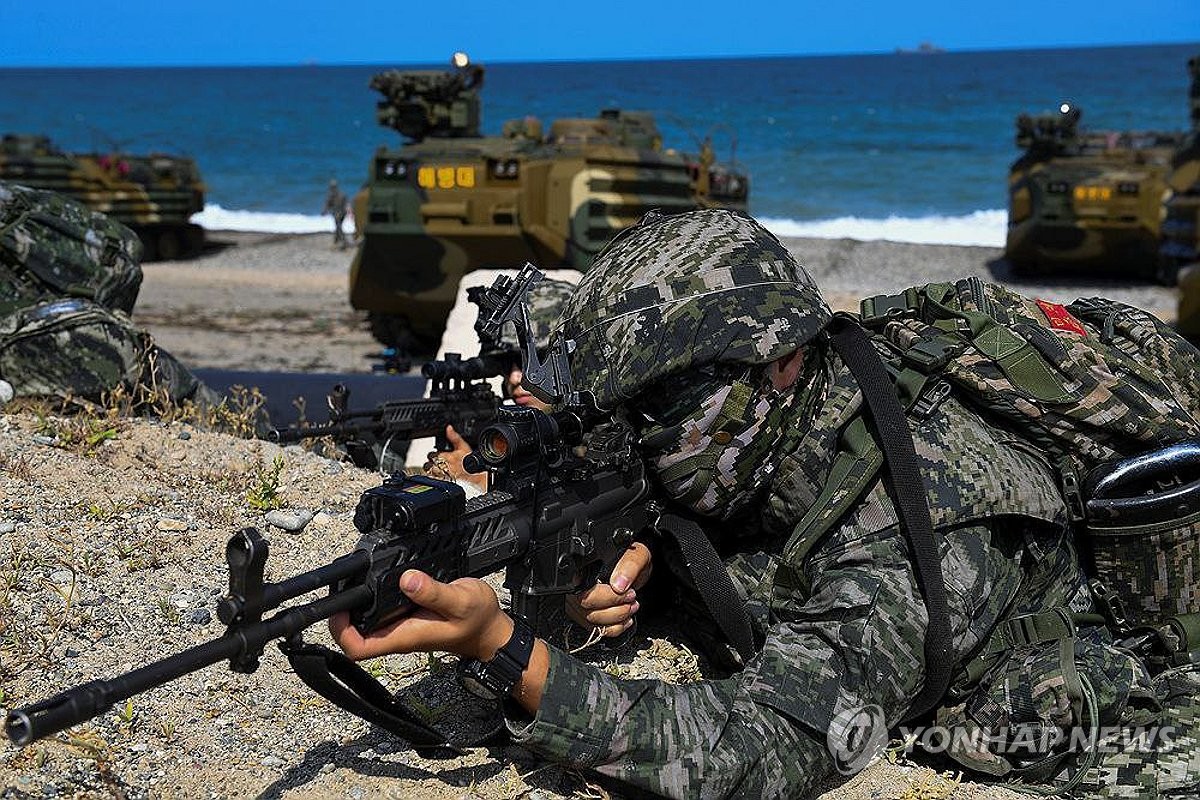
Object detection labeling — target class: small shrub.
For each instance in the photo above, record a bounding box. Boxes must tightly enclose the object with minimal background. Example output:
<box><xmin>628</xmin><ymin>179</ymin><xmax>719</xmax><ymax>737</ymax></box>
<box><xmin>247</xmin><ymin>454</ymin><xmax>285</xmax><ymax>511</ymax></box>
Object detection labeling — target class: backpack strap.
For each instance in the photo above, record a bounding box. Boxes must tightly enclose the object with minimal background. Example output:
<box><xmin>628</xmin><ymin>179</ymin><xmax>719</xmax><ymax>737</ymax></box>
<box><xmin>952</xmin><ymin>607</ymin><xmax>1106</xmax><ymax>697</ymax></box>
<box><xmin>826</xmin><ymin>314</ymin><xmax>954</xmax><ymax>722</ymax></box>
<box><xmin>657</xmin><ymin>512</ymin><xmax>758</xmax><ymax>665</ymax></box>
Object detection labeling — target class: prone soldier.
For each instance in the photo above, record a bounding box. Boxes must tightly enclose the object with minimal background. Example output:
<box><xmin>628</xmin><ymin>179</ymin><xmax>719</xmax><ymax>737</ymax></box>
<box><xmin>331</xmin><ymin>209</ymin><xmax>1200</xmax><ymax>798</ymax></box>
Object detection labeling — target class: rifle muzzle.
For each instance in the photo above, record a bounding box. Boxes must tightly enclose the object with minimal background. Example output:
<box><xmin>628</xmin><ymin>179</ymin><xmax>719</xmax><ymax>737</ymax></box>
<box><xmin>5</xmin><ymin>680</ymin><xmax>110</xmax><ymax>746</ymax></box>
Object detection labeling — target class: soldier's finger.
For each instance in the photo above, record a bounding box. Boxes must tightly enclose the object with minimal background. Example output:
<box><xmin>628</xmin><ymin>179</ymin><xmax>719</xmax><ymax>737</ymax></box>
<box><xmin>575</xmin><ymin>584</ymin><xmax>636</xmax><ymax>611</ymax></box>
<box><xmin>601</xmin><ymin>619</ymin><xmax>635</xmax><ymax>639</ymax></box>
<box><xmin>398</xmin><ymin>570</ymin><xmax>469</xmax><ymax>619</ymax></box>
<box><xmin>444</xmin><ymin>425</ymin><xmax>467</xmax><ymax>448</ymax></box>
<box><xmin>584</xmin><ymin>602</ymin><xmax>640</xmax><ymax>628</ymax></box>
<box><xmin>564</xmin><ymin>596</ymin><xmax>589</xmax><ymax>629</ymax></box>
<box><xmin>608</xmin><ymin>542</ymin><xmax>653</xmax><ymax>593</ymax></box>
<box><xmin>329</xmin><ymin>612</ymin><xmax>396</xmax><ymax>660</ymax></box>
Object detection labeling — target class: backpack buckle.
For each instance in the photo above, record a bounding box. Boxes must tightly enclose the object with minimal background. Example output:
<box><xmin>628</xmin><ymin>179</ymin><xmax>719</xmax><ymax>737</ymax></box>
<box><xmin>860</xmin><ymin>292</ymin><xmax>915</xmax><ymax>327</ymax></box>
<box><xmin>1060</xmin><ymin>467</ymin><xmax>1086</xmax><ymax>523</ymax></box>
<box><xmin>1089</xmin><ymin>579</ymin><xmax>1129</xmax><ymax>636</ymax></box>
<box><xmin>1002</xmin><ymin>607</ymin><xmax>1076</xmax><ymax>649</ymax></box>
<box><xmin>902</xmin><ymin>336</ymin><xmax>959</xmax><ymax>371</ymax></box>
<box><xmin>911</xmin><ymin>379</ymin><xmax>952</xmax><ymax>418</ymax></box>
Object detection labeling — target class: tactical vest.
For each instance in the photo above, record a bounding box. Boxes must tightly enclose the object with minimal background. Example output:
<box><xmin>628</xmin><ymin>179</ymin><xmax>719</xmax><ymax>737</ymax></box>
<box><xmin>0</xmin><ymin>182</ymin><xmax>143</xmax><ymax>315</ymax></box>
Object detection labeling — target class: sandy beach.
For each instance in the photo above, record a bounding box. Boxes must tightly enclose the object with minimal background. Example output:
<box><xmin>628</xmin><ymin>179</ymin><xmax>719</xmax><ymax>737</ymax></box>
<box><xmin>133</xmin><ymin>230</ymin><xmax>1181</xmax><ymax>374</ymax></box>
<box><xmin>0</xmin><ymin>228</ymin><xmax>1184</xmax><ymax>799</ymax></box>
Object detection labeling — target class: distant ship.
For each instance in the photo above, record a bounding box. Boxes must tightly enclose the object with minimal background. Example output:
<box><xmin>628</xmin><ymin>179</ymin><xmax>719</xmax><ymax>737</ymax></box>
<box><xmin>895</xmin><ymin>42</ymin><xmax>946</xmax><ymax>55</ymax></box>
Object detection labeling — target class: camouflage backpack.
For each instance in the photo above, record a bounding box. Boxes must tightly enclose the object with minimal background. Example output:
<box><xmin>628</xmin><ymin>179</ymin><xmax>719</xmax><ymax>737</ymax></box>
<box><xmin>852</xmin><ymin>278</ymin><xmax>1200</xmax><ymax>795</ymax></box>
<box><xmin>0</xmin><ymin>297</ymin><xmax>212</xmax><ymax>407</ymax></box>
<box><xmin>859</xmin><ymin>277</ymin><xmax>1200</xmax><ymax>630</ymax></box>
<box><xmin>0</xmin><ymin>182</ymin><xmax>143</xmax><ymax>315</ymax></box>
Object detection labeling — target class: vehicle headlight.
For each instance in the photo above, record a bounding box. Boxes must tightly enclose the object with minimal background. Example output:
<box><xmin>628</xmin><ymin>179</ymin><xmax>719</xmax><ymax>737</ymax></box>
<box><xmin>491</xmin><ymin>159</ymin><xmax>519</xmax><ymax>179</ymax></box>
<box><xmin>380</xmin><ymin>160</ymin><xmax>409</xmax><ymax>179</ymax></box>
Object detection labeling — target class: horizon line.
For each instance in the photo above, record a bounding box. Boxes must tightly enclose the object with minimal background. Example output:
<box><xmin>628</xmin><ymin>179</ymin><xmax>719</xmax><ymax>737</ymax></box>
<box><xmin>2</xmin><ymin>38</ymin><xmax>1197</xmax><ymax>70</ymax></box>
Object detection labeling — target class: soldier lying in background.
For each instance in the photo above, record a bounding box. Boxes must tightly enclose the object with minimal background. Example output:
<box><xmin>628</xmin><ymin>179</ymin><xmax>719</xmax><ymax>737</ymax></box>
<box><xmin>0</xmin><ymin>182</ymin><xmax>250</xmax><ymax>429</ymax></box>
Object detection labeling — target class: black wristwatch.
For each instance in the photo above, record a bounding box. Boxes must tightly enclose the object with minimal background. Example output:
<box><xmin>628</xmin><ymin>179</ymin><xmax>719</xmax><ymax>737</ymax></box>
<box><xmin>458</xmin><ymin>615</ymin><xmax>536</xmax><ymax>700</ymax></box>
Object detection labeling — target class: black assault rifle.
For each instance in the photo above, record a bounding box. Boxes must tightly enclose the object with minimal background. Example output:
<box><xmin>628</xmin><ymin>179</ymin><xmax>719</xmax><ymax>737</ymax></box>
<box><xmin>268</xmin><ymin>290</ymin><xmax>528</xmax><ymax>471</ymax></box>
<box><xmin>268</xmin><ymin>351</ymin><xmax>511</xmax><ymax>470</ymax></box>
<box><xmin>4</xmin><ymin>266</ymin><xmax>661</xmax><ymax>749</ymax></box>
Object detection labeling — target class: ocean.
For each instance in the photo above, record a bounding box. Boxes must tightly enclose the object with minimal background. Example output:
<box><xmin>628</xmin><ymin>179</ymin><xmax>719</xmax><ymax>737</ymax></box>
<box><xmin>2</xmin><ymin>42</ymin><xmax>1196</xmax><ymax>247</ymax></box>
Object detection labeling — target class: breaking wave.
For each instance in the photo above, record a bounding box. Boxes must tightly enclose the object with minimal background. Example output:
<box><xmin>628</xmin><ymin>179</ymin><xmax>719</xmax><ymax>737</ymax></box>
<box><xmin>193</xmin><ymin>204</ymin><xmax>354</xmax><ymax>234</ymax></box>
<box><xmin>759</xmin><ymin>210</ymin><xmax>1006</xmax><ymax>248</ymax></box>
<box><xmin>195</xmin><ymin>203</ymin><xmax>1006</xmax><ymax>248</ymax></box>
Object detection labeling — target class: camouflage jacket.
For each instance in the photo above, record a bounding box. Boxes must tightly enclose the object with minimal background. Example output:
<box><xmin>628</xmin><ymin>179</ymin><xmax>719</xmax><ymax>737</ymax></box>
<box><xmin>505</xmin><ymin>346</ymin><xmax>1169</xmax><ymax>798</ymax></box>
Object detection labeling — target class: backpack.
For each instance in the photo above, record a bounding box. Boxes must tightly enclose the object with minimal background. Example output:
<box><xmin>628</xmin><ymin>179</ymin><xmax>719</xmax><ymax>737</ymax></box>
<box><xmin>847</xmin><ymin>278</ymin><xmax>1200</xmax><ymax>794</ymax></box>
<box><xmin>859</xmin><ymin>277</ymin><xmax>1200</xmax><ymax>631</ymax></box>
<box><xmin>0</xmin><ymin>297</ymin><xmax>210</xmax><ymax>407</ymax></box>
<box><xmin>0</xmin><ymin>182</ymin><xmax>143</xmax><ymax>315</ymax></box>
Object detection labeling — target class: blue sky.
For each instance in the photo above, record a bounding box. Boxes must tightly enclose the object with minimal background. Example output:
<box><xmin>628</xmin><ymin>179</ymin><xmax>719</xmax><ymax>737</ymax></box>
<box><xmin>4</xmin><ymin>0</ymin><xmax>1198</xmax><ymax>67</ymax></box>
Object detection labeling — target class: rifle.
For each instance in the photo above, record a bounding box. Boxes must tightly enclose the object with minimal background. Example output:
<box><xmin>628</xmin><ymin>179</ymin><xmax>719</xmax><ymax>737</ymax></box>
<box><xmin>4</xmin><ymin>266</ymin><xmax>660</xmax><ymax>749</ymax></box>
<box><xmin>269</xmin><ymin>348</ymin><xmax>519</xmax><ymax>471</ymax></box>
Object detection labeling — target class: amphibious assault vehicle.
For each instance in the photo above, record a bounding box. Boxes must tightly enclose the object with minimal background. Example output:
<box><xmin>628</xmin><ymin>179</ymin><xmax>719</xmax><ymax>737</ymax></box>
<box><xmin>1178</xmin><ymin>265</ymin><xmax>1200</xmax><ymax>343</ymax></box>
<box><xmin>1164</xmin><ymin>56</ymin><xmax>1200</xmax><ymax>289</ymax></box>
<box><xmin>349</xmin><ymin>53</ymin><xmax>750</xmax><ymax>351</ymax></box>
<box><xmin>0</xmin><ymin>134</ymin><xmax>206</xmax><ymax>261</ymax></box>
<box><xmin>1004</xmin><ymin>104</ymin><xmax>1183</xmax><ymax>282</ymax></box>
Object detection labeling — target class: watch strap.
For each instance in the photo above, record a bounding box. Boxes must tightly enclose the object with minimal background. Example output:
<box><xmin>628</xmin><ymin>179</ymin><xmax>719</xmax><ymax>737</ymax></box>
<box><xmin>465</xmin><ymin>615</ymin><xmax>536</xmax><ymax>697</ymax></box>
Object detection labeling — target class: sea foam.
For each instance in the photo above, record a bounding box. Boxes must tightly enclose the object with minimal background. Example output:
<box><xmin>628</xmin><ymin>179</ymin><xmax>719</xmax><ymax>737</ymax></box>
<box><xmin>195</xmin><ymin>203</ymin><xmax>1007</xmax><ymax>248</ymax></box>
<box><xmin>192</xmin><ymin>204</ymin><xmax>353</xmax><ymax>234</ymax></box>
<box><xmin>759</xmin><ymin>209</ymin><xmax>1006</xmax><ymax>248</ymax></box>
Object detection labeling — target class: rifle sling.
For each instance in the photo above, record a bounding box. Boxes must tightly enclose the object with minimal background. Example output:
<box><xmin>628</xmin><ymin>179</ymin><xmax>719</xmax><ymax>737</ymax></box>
<box><xmin>827</xmin><ymin>315</ymin><xmax>953</xmax><ymax>722</ymax></box>
<box><xmin>281</xmin><ymin>637</ymin><xmax>462</xmax><ymax>750</ymax></box>
<box><xmin>658</xmin><ymin>512</ymin><xmax>758</xmax><ymax>664</ymax></box>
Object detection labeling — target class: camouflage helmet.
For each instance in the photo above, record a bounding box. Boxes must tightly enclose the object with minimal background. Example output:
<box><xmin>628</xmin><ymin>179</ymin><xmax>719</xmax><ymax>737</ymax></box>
<box><xmin>496</xmin><ymin>275</ymin><xmax>576</xmax><ymax>353</ymax></box>
<box><xmin>527</xmin><ymin>276</ymin><xmax>576</xmax><ymax>352</ymax></box>
<box><xmin>558</xmin><ymin>209</ymin><xmax>830</xmax><ymax>411</ymax></box>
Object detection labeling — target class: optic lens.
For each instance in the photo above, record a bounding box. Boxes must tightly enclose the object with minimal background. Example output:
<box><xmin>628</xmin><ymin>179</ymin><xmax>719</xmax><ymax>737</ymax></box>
<box><xmin>480</xmin><ymin>430</ymin><xmax>510</xmax><ymax>463</ymax></box>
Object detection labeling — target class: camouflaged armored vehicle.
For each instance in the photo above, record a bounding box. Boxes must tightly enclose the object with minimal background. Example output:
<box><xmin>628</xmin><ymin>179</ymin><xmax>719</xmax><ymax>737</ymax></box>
<box><xmin>0</xmin><ymin>134</ymin><xmax>206</xmax><ymax>261</ymax></box>
<box><xmin>1162</xmin><ymin>56</ymin><xmax>1200</xmax><ymax>286</ymax></box>
<box><xmin>1005</xmin><ymin>104</ymin><xmax>1183</xmax><ymax>282</ymax></box>
<box><xmin>1178</xmin><ymin>265</ymin><xmax>1200</xmax><ymax>343</ymax></box>
<box><xmin>349</xmin><ymin>53</ymin><xmax>750</xmax><ymax>350</ymax></box>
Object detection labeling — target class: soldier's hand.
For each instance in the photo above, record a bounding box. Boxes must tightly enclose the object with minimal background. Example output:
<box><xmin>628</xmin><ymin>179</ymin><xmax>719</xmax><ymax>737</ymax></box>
<box><xmin>507</xmin><ymin>368</ymin><xmax>551</xmax><ymax>411</ymax></box>
<box><xmin>424</xmin><ymin>425</ymin><xmax>487</xmax><ymax>490</ymax></box>
<box><xmin>329</xmin><ymin>569</ymin><xmax>512</xmax><ymax>662</ymax></box>
<box><xmin>566</xmin><ymin>542</ymin><xmax>653</xmax><ymax>637</ymax></box>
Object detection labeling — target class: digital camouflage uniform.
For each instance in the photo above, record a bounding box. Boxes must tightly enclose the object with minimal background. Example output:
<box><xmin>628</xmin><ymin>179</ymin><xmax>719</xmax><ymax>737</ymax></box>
<box><xmin>503</xmin><ymin>209</ymin><xmax>1200</xmax><ymax>798</ymax></box>
<box><xmin>0</xmin><ymin>182</ymin><xmax>223</xmax><ymax>410</ymax></box>
<box><xmin>1</xmin><ymin>181</ymin><xmax>142</xmax><ymax>314</ymax></box>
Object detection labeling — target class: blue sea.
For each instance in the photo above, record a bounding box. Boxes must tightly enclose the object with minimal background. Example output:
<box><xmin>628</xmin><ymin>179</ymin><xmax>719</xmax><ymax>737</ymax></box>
<box><xmin>2</xmin><ymin>43</ymin><xmax>1196</xmax><ymax>247</ymax></box>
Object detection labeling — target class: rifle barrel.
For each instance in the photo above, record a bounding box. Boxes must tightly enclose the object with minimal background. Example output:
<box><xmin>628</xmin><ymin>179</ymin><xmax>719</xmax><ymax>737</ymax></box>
<box><xmin>5</xmin><ymin>585</ymin><xmax>372</xmax><ymax>746</ymax></box>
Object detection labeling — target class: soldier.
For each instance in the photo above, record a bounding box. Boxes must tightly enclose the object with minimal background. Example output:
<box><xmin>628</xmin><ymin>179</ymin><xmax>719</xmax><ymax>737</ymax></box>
<box><xmin>423</xmin><ymin>276</ymin><xmax>575</xmax><ymax>490</ymax></box>
<box><xmin>322</xmin><ymin>179</ymin><xmax>349</xmax><ymax>249</ymax></box>
<box><xmin>332</xmin><ymin>210</ymin><xmax>1200</xmax><ymax>798</ymax></box>
<box><xmin>1</xmin><ymin>182</ymin><xmax>251</xmax><ymax>429</ymax></box>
